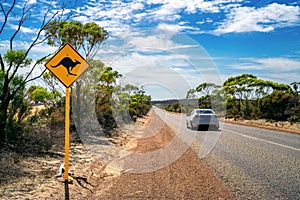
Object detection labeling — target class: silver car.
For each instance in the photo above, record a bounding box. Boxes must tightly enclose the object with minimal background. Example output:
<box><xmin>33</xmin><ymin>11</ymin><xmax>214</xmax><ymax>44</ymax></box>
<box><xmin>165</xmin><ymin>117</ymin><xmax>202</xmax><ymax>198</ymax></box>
<box><xmin>186</xmin><ymin>109</ymin><xmax>219</xmax><ymax>130</ymax></box>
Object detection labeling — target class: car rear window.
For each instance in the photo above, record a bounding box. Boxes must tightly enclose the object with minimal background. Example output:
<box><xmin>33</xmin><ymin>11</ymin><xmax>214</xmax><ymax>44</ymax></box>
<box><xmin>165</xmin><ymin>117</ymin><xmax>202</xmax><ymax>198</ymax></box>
<box><xmin>196</xmin><ymin>110</ymin><xmax>213</xmax><ymax>114</ymax></box>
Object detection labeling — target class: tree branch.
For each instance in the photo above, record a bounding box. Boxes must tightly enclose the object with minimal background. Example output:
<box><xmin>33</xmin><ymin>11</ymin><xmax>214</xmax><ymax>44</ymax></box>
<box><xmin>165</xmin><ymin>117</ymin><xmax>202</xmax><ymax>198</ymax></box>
<box><xmin>24</xmin><ymin>68</ymin><xmax>47</xmax><ymax>85</ymax></box>
<box><xmin>9</xmin><ymin>2</ymin><xmax>68</xmax><ymax>86</ymax></box>
<box><xmin>23</xmin><ymin>53</ymin><xmax>52</xmax><ymax>83</ymax></box>
<box><xmin>3</xmin><ymin>1</ymin><xmax>70</xmax><ymax>101</ymax></box>
<box><xmin>0</xmin><ymin>54</ymin><xmax>4</xmax><ymax>71</ymax></box>
<box><xmin>0</xmin><ymin>0</ymin><xmax>16</xmax><ymax>34</ymax></box>
<box><xmin>10</xmin><ymin>68</ymin><xmax>47</xmax><ymax>100</ymax></box>
<box><xmin>25</xmin><ymin>3</ymin><xmax>70</xmax><ymax>59</ymax></box>
<box><xmin>9</xmin><ymin>0</ymin><xmax>33</xmax><ymax>50</ymax></box>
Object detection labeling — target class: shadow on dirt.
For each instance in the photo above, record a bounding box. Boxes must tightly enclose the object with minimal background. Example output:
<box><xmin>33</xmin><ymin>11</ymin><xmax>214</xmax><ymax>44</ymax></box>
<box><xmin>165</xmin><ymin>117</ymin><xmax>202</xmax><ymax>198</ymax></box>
<box><xmin>65</xmin><ymin>181</ymin><xmax>70</xmax><ymax>200</ymax></box>
<box><xmin>194</xmin><ymin>125</ymin><xmax>221</xmax><ymax>131</ymax></box>
<box><xmin>64</xmin><ymin>175</ymin><xmax>95</xmax><ymax>200</ymax></box>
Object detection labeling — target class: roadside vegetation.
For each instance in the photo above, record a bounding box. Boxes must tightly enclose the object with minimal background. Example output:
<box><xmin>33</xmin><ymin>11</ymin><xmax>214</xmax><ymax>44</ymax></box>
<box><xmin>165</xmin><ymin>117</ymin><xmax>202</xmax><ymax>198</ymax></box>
<box><xmin>161</xmin><ymin>74</ymin><xmax>300</xmax><ymax>125</ymax></box>
<box><xmin>0</xmin><ymin>2</ymin><xmax>151</xmax><ymax>152</ymax></box>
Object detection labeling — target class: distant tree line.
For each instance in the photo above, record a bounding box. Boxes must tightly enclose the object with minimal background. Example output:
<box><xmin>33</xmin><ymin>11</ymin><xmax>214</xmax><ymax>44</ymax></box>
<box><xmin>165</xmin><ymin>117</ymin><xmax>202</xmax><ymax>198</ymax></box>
<box><xmin>154</xmin><ymin>99</ymin><xmax>197</xmax><ymax>113</ymax></box>
<box><xmin>164</xmin><ymin>74</ymin><xmax>300</xmax><ymax>123</ymax></box>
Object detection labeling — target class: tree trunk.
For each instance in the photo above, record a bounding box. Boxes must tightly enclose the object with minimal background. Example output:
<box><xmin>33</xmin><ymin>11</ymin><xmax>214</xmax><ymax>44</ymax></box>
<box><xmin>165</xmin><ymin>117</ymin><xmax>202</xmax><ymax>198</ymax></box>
<box><xmin>0</xmin><ymin>100</ymin><xmax>9</xmax><ymax>143</ymax></box>
<box><xmin>0</xmin><ymin>82</ymin><xmax>11</xmax><ymax>143</ymax></box>
<box><xmin>73</xmin><ymin>81</ymin><xmax>82</xmax><ymax>132</ymax></box>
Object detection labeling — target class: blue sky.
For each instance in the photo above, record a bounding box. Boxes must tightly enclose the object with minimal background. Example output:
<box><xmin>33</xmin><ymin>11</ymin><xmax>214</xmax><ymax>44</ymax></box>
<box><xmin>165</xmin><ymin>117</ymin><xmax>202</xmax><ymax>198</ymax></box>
<box><xmin>1</xmin><ymin>0</ymin><xmax>300</xmax><ymax>100</ymax></box>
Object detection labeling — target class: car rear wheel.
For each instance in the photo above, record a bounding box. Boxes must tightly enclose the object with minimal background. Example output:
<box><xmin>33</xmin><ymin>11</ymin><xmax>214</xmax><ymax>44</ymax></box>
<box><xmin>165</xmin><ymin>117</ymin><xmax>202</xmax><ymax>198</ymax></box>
<box><xmin>215</xmin><ymin>125</ymin><xmax>219</xmax><ymax>130</ymax></box>
<box><xmin>186</xmin><ymin>121</ymin><xmax>190</xmax><ymax>129</ymax></box>
<box><xmin>209</xmin><ymin>125</ymin><xmax>219</xmax><ymax>130</ymax></box>
<box><xmin>190</xmin><ymin>122</ymin><xmax>196</xmax><ymax>130</ymax></box>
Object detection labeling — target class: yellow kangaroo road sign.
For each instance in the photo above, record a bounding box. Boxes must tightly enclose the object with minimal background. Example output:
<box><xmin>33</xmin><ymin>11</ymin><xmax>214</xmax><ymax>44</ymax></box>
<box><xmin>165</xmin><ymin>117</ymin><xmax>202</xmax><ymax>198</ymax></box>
<box><xmin>45</xmin><ymin>43</ymin><xmax>90</xmax><ymax>88</ymax></box>
<box><xmin>44</xmin><ymin>43</ymin><xmax>89</xmax><ymax>181</ymax></box>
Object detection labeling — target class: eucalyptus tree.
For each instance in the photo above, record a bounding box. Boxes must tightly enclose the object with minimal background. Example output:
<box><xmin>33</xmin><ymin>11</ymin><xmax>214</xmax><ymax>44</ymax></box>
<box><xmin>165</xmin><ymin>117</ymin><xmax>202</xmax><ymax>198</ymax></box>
<box><xmin>95</xmin><ymin>66</ymin><xmax>122</xmax><ymax>128</ymax></box>
<box><xmin>223</xmin><ymin>74</ymin><xmax>260</xmax><ymax>118</ymax></box>
<box><xmin>44</xmin><ymin>20</ymin><xmax>108</xmax><ymax>59</ymax></box>
<box><xmin>186</xmin><ymin>83</ymin><xmax>220</xmax><ymax>99</ymax></box>
<box><xmin>223</xmin><ymin>74</ymin><xmax>293</xmax><ymax>118</ymax></box>
<box><xmin>290</xmin><ymin>82</ymin><xmax>300</xmax><ymax>95</ymax></box>
<box><xmin>186</xmin><ymin>88</ymin><xmax>197</xmax><ymax>99</ymax></box>
<box><xmin>0</xmin><ymin>0</ymin><xmax>68</xmax><ymax>143</ymax></box>
<box><xmin>195</xmin><ymin>83</ymin><xmax>221</xmax><ymax>108</ymax></box>
<box><xmin>196</xmin><ymin>83</ymin><xmax>220</xmax><ymax>96</ymax></box>
<box><xmin>44</xmin><ymin>20</ymin><xmax>109</xmax><ymax>130</ymax></box>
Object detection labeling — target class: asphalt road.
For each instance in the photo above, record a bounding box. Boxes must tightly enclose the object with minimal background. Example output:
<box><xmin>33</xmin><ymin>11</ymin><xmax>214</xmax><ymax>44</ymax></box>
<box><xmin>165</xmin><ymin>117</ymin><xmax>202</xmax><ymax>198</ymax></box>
<box><xmin>154</xmin><ymin>107</ymin><xmax>300</xmax><ymax>200</ymax></box>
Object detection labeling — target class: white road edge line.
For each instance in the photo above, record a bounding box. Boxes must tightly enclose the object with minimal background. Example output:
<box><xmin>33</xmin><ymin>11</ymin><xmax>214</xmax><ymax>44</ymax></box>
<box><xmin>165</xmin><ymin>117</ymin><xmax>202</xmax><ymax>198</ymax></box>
<box><xmin>223</xmin><ymin>129</ymin><xmax>300</xmax><ymax>152</ymax></box>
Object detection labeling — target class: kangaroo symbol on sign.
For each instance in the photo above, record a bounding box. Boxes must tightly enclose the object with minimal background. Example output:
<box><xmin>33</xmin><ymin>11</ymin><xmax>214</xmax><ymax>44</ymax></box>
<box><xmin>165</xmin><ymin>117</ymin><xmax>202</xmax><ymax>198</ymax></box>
<box><xmin>51</xmin><ymin>56</ymin><xmax>81</xmax><ymax>76</ymax></box>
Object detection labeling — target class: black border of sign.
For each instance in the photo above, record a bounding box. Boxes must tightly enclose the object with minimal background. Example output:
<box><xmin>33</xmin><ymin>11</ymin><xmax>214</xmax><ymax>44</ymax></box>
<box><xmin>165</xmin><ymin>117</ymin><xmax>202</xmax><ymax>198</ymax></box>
<box><xmin>44</xmin><ymin>43</ymin><xmax>90</xmax><ymax>88</ymax></box>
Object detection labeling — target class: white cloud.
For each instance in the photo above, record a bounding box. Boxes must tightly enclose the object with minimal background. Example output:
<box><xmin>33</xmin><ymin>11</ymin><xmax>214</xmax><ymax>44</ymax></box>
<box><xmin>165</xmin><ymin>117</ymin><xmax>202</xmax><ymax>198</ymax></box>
<box><xmin>70</xmin><ymin>0</ymin><xmax>245</xmax><ymax>36</ymax></box>
<box><xmin>96</xmin><ymin>31</ymin><xmax>222</xmax><ymax>99</ymax></box>
<box><xmin>21</xmin><ymin>26</ymin><xmax>37</xmax><ymax>34</ymax></box>
<box><xmin>132</xmin><ymin>13</ymin><xmax>148</xmax><ymax>23</ymax></box>
<box><xmin>30</xmin><ymin>44</ymin><xmax>58</xmax><ymax>57</ymax></box>
<box><xmin>260</xmin><ymin>72</ymin><xmax>300</xmax><ymax>84</ymax></box>
<box><xmin>127</xmin><ymin>35</ymin><xmax>175</xmax><ymax>49</ymax></box>
<box><xmin>73</xmin><ymin>1</ymin><xmax>150</xmax><ymax>35</ymax></box>
<box><xmin>146</xmin><ymin>0</ymin><xmax>225</xmax><ymax>14</ymax></box>
<box><xmin>106</xmin><ymin>51</ymin><xmax>193</xmax><ymax>74</ymax></box>
<box><xmin>157</xmin><ymin>23</ymin><xmax>196</xmax><ymax>33</ymax></box>
<box><xmin>72</xmin><ymin>0</ymin><xmax>285</xmax><ymax>36</ymax></box>
<box><xmin>131</xmin><ymin>2</ymin><xmax>144</xmax><ymax>10</ymax></box>
<box><xmin>255</xmin><ymin>58</ymin><xmax>300</xmax><ymax>72</ymax></box>
<box><xmin>214</xmin><ymin>3</ymin><xmax>300</xmax><ymax>34</ymax></box>
<box><xmin>231</xmin><ymin>57</ymin><xmax>300</xmax><ymax>72</ymax></box>
<box><xmin>107</xmin><ymin>28</ymin><xmax>199</xmax><ymax>53</ymax></box>
<box><xmin>185</xmin><ymin>0</ymin><xmax>219</xmax><ymax>13</ymax></box>
<box><xmin>8</xmin><ymin>23</ymin><xmax>37</xmax><ymax>34</ymax></box>
<box><xmin>0</xmin><ymin>39</ymin><xmax>57</xmax><ymax>60</ymax></box>
<box><xmin>148</xmin><ymin>7</ymin><xmax>181</xmax><ymax>21</ymax></box>
<box><xmin>227</xmin><ymin>57</ymin><xmax>300</xmax><ymax>84</ymax></box>
<box><xmin>28</xmin><ymin>0</ymin><xmax>37</xmax><ymax>4</ymax></box>
<box><xmin>120</xmin><ymin>65</ymin><xmax>192</xmax><ymax>100</ymax></box>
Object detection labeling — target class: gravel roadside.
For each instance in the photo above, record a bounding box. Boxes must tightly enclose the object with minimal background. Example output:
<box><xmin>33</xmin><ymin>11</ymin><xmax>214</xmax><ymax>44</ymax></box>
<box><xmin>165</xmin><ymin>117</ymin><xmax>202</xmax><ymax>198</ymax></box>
<box><xmin>0</xmin><ymin>110</ymin><xmax>237</xmax><ymax>199</ymax></box>
<box><xmin>87</xmin><ymin>110</ymin><xmax>236</xmax><ymax>199</ymax></box>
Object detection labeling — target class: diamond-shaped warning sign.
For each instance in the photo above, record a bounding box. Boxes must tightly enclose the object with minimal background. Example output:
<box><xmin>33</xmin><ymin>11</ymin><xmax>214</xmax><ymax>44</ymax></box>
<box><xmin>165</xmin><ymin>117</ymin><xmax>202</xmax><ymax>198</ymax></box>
<box><xmin>45</xmin><ymin>43</ymin><xmax>90</xmax><ymax>88</ymax></box>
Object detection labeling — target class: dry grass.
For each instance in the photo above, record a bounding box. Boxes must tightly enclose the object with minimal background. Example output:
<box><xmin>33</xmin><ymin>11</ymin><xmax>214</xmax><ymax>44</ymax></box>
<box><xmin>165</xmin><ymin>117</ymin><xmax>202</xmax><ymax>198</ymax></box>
<box><xmin>223</xmin><ymin>118</ymin><xmax>300</xmax><ymax>135</ymax></box>
<box><xmin>0</xmin><ymin>122</ymin><xmax>108</xmax><ymax>200</ymax></box>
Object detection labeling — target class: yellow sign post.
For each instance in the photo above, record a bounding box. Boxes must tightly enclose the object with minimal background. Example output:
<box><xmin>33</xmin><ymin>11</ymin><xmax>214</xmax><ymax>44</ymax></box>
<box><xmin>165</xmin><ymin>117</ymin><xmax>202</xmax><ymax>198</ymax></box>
<box><xmin>64</xmin><ymin>87</ymin><xmax>70</xmax><ymax>181</ymax></box>
<box><xmin>45</xmin><ymin>43</ymin><xmax>89</xmax><ymax>181</ymax></box>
